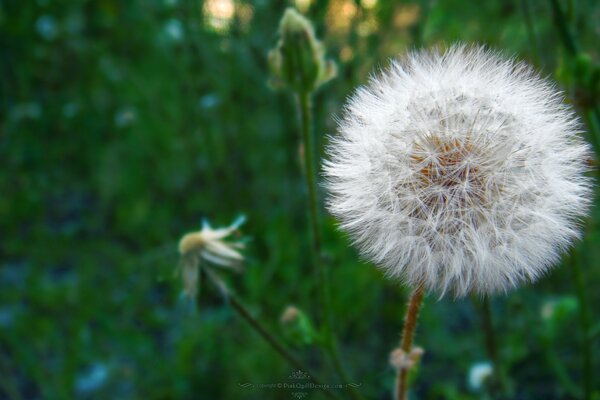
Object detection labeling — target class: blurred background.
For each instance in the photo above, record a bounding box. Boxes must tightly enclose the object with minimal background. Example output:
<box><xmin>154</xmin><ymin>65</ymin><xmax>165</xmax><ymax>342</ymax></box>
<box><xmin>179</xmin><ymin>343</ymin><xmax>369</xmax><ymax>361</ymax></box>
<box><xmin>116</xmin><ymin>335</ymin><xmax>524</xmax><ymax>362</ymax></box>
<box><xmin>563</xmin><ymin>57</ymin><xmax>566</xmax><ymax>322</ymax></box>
<box><xmin>1</xmin><ymin>0</ymin><xmax>600</xmax><ymax>399</ymax></box>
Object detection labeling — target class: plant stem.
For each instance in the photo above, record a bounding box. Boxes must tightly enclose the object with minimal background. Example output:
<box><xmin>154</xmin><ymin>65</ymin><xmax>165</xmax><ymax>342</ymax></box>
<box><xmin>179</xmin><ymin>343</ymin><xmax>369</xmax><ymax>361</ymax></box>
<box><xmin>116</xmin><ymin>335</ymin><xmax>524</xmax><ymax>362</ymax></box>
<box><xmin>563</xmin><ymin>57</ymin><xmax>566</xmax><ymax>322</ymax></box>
<box><xmin>203</xmin><ymin>267</ymin><xmax>339</xmax><ymax>400</ymax></box>
<box><xmin>395</xmin><ymin>285</ymin><xmax>425</xmax><ymax>400</ymax></box>
<box><xmin>548</xmin><ymin>0</ymin><xmax>600</xmax><ymax>152</ymax></box>
<box><xmin>481</xmin><ymin>297</ymin><xmax>498</xmax><ymax>364</ymax></box>
<box><xmin>570</xmin><ymin>249</ymin><xmax>593</xmax><ymax>400</ymax></box>
<box><xmin>480</xmin><ymin>296</ymin><xmax>507</xmax><ymax>397</ymax></box>
<box><xmin>520</xmin><ymin>0</ymin><xmax>542</xmax><ymax>65</ymax></box>
<box><xmin>297</xmin><ymin>90</ymin><xmax>331</xmax><ymax>337</ymax></box>
<box><xmin>548</xmin><ymin>2</ymin><xmax>596</xmax><ymax>395</ymax></box>
<box><xmin>548</xmin><ymin>0</ymin><xmax>580</xmax><ymax>56</ymax></box>
<box><xmin>296</xmin><ymin>91</ymin><xmax>363</xmax><ymax>400</ymax></box>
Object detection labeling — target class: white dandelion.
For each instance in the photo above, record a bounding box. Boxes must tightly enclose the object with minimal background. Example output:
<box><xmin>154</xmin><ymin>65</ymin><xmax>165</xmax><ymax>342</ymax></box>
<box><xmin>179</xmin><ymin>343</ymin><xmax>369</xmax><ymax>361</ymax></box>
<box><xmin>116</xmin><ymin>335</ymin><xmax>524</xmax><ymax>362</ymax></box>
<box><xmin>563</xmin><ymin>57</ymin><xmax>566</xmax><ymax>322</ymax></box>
<box><xmin>324</xmin><ymin>44</ymin><xmax>592</xmax><ymax>297</ymax></box>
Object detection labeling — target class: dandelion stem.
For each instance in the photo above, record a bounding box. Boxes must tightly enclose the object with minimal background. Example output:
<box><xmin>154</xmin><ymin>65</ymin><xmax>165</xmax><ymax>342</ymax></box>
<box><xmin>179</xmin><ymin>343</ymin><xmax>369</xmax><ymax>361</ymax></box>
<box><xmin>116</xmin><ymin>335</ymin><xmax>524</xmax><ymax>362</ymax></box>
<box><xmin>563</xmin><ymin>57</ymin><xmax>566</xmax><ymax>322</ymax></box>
<box><xmin>395</xmin><ymin>284</ymin><xmax>425</xmax><ymax>400</ymax></box>
<box><xmin>296</xmin><ymin>91</ymin><xmax>362</xmax><ymax>400</ymax></box>
<box><xmin>569</xmin><ymin>249</ymin><xmax>593</xmax><ymax>400</ymax></box>
<box><xmin>481</xmin><ymin>297</ymin><xmax>499</xmax><ymax>364</ymax></box>
<box><xmin>548</xmin><ymin>0</ymin><xmax>580</xmax><ymax>56</ymax></box>
<box><xmin>296</xmin><ymin>91</ymin><xmax>331</xmax><ymax>335</ymax></box>
<box><xmin>548</xmin><ymin>0</ymin><xmax>600</xmax><ymax>153</ymax></box>
<box><xmin>479</xmin><ymin>296</ymin><xmax>507</xmax><ymax>397</ymax></box>
<box><xmin>203</xmin><ymin>267</ymin><xmax>339</xmax><ymax>400</ymax></box>
<box><xmin>548</xmin><ymin>1</ymin><xmax>596</xmax><ymax>395</ymax></box>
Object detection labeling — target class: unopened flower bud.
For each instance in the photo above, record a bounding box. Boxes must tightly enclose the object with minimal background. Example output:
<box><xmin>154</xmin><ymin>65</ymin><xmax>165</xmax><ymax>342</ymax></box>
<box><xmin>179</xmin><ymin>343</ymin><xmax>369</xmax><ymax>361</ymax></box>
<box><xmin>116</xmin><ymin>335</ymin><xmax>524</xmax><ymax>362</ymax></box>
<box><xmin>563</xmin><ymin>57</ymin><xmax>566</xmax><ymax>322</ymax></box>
<box><xmin>268</xmin><ymin>8</ymin><xmax>336</xmax><ymax>93</ymax></box>
<box><xmin>280</xmin><ymin>305</ymin><xmax>301</xmax><ymax>324</ymax></box>
<box><xmin>279</xmin><ymin>305</ymin><xmax>317</xmax><ymax>346</ymax></box>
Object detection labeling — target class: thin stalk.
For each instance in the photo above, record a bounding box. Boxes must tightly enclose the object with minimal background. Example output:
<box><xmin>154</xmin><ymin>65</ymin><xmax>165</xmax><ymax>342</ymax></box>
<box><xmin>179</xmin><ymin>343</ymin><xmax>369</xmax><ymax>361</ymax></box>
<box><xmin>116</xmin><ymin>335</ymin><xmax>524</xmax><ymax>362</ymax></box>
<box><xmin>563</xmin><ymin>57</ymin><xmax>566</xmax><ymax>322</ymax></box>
<box><xmin>481</xmin><ymin>297</ymin><xmax>499</xmax><ymax>369</ymax></box>
<box><xmin>480</xmin><ymin>297</ymin><xmax>508</xmax><ymax>397</ymax></box>
<box><xmin>549</xmin><ymin>2</ymin><xmax>596</xmax><ymax>395</ymax></box>
<box><xmin>570</xmin><ymin>250</ymin><xmax>593</xmax><ymax>400</ymax></box>
<box><xmin>296</xmin><ymin>91</ymin><xmax>363</xmax><ymax>400</ymax></box>
<box><xmin>203</xmin><ymin>267</ymin><xmax>339</xmax><ymax>400</ymax></box>
<box><xmin>395</xmin><ymin>285</ymin><xmax>425</xmax><ymax>400</ymax></box>
<box><xmin>541</xmin><ymin>335</ymin><xmax>581</xmax><ymax>397</ymax></box>
<box><xmin>297</xmin><ymin>90</ymin><xmax>331</xmax><ymax>337</ymax></box>
<box><xmin>548</xmin><ymin>0</ymin><xmax>600</xmax><ymax>152</ymax></box>
<box><xmin>520</xmin><ymin>0</ymin><xmax>542</xmax><ymax>65</ymax></box>
<box><xmin>586</xmin><ymin>108</ymin><xmax>600</xmax><ymax>156</ymax></box>
<box><xmin>549</xmin><ymin>0</ymin><xmax>580</xmax><ymax>56</ymax></box>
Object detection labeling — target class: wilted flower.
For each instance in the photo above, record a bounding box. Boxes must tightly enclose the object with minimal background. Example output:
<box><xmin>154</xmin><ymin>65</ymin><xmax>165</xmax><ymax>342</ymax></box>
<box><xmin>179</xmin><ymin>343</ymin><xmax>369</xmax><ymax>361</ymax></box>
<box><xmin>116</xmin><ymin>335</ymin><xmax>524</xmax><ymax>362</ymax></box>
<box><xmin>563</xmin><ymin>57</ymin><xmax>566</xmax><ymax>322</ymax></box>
<box><xmin>268</xmin><ymin>8</ymin><xmax>336</xmax><ymax>93</ymax></box>
<box><xmin>178</xmin><ymin>216</ymin><xmax>245</xmax><ymax>298</ymax></box>
<box><xmin>324</xmin><ymin>45</ymin><xmax>592</xmax><ymax>296</ymax></box>
<box><xmin>468</xmin><ymin>362</ymin><xmax>493</xmax><ymax>390</ymax></box>
<box><xmin>390</xmin><ymin>347</ymin><xmax>424</xmax><ymax>370</ymax></box>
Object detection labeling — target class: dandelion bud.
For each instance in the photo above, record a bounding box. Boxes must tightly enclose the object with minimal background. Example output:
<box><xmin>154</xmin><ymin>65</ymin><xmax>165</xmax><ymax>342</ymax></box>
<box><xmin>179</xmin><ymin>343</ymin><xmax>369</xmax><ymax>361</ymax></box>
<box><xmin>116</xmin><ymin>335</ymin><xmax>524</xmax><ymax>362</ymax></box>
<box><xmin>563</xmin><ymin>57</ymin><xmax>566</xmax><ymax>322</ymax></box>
<box><xmin>280</xmin><ymin>305</ymin><xmax>301</xmax><ymax>324</ymax></box>
<box><xmin>280</xmin><ymin>305</ymin><xmax>317</xmax><ymax>346</ymax></box>
<box><xmin>325</xmin><ymin>45</ymin><xmax>593</xmax><ymax>297</ymax></box>
<box><xmin>268</xmin><ymin>8</ymin><xmax>336</xmax><ymax>93</ymax></box>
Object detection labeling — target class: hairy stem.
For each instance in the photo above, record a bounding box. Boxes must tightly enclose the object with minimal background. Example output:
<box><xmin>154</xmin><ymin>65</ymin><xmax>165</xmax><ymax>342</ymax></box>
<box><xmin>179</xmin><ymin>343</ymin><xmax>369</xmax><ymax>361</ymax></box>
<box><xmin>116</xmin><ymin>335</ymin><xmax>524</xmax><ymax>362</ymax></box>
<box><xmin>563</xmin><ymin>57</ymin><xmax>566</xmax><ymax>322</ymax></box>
<box><xmin>203</xmin><ymin>267</ymin><xmax>339</xmax><ymax>400</ymax></box>
<box><xmin>395</xmin><ymin>285</ymin><xmax>425</xmax><ymax>400</ymax></box>
<box><xmin>570</xmin><ymin>250</ymin><xmax>593</xmax><ymax>400</ymax></box>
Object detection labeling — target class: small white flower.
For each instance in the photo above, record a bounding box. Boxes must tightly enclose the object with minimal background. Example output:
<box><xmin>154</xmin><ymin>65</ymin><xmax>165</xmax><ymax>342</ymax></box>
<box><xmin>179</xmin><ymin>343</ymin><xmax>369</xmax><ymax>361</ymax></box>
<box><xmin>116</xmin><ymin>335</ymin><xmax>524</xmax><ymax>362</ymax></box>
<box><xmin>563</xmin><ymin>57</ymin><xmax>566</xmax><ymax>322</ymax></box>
<box><xmin>178</xmin><ymin>216</ymin><xmax>245</xmax><ymax>298</ymax></box>
<box><xmin>468</xmin><ymin>361</ymin><xmax>493</xmax><ymax>390</ymax></box>
<box><xmin>324</xmin><ymin>44</ymin><xmax>592</xmax><ymax>296</ymax></box>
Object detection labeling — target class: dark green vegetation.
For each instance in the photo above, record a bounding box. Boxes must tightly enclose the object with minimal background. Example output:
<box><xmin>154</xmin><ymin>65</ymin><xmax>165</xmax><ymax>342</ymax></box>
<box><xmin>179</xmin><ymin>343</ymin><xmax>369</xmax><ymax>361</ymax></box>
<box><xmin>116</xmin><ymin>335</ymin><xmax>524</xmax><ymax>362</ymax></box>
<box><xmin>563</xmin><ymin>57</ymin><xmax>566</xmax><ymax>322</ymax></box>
<box><xmin>1</xmin><ymin>0</ymin><xmax>600</xmax><ymax>399</ymax></box>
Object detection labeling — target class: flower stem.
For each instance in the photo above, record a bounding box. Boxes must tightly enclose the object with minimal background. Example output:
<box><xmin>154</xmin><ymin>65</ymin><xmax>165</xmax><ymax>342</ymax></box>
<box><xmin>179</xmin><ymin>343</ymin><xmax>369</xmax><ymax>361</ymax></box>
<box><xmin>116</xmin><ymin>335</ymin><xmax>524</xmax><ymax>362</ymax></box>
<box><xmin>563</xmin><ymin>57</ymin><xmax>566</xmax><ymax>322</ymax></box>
<box><xmin>296</xmin><ymin>91</ymin><xmax>362</xmax><ymax>400</ymax></box>
<box><xmin>297</xmin><ymin>90</ymin><xmax>331</xmax><ymax>334</ymax></box>
<box><xmin>520</xmin><ymin>0</ymin><xmax>542</xmax><ymax>66</ymax></box>
<box><xmin>203</xmin><ymin>267</ymin><xmax>339</xmax><ymax>400</ymax></box>
<box><xmin>479</xmin><ymin>296</ymin><xmax>508</xmax><ymax>397</ymax></box>
<box><xmin>569</xmin><ymin>249</ymin><xmax>593</xmax><ymax>400</ymax></box>
<box><xmin>395</xmin><ymin>285</ymin><xmax>425</xmax><ymax>400</ymax></box>
<box><xmin>548</xmin><ymin>0</ymin><xmax>600</xmax><ymax>153</ymax></box>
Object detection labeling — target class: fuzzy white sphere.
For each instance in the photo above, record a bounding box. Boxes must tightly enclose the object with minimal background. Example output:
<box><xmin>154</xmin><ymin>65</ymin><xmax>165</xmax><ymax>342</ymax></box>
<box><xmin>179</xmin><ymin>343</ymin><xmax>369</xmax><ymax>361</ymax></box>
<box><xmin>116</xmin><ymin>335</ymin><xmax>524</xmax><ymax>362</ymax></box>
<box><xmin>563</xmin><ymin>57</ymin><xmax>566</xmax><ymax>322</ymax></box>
<box><xmin>324</xmin><ymin>45</ymin><xmax>592</xmax><ymax>296</ymax></box>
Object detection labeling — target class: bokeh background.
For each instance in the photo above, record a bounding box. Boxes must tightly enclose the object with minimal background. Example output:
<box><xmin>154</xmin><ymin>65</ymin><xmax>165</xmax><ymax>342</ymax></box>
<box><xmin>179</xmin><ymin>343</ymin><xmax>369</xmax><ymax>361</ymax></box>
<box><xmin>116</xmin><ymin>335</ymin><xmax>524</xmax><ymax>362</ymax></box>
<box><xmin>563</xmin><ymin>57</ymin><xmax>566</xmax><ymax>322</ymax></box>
<box><xmin>1</xmin><ymin>0</ymin><xmax>600</xmax><ymax>399</ymax></box>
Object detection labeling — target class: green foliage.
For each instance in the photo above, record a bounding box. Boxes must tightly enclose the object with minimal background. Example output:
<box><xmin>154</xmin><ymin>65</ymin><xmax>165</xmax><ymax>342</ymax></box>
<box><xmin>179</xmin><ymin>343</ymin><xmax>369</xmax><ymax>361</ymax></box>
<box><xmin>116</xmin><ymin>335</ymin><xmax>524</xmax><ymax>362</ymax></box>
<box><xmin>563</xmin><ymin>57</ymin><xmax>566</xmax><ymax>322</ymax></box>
<box><xmin>1</xmin><ymin>0</ymin><xmax>599</xmax><ymax>399</ymax></box>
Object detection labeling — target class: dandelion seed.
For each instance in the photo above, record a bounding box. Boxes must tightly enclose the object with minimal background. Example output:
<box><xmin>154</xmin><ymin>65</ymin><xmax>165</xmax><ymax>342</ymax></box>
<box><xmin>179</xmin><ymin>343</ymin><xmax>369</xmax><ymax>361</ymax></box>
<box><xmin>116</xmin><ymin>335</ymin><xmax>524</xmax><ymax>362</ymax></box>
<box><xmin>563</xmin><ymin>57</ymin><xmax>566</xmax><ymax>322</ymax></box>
<box><xmin>324</xmin><ymin>44</ymin><xmax>593</xmax><ymax>296</ymax></box>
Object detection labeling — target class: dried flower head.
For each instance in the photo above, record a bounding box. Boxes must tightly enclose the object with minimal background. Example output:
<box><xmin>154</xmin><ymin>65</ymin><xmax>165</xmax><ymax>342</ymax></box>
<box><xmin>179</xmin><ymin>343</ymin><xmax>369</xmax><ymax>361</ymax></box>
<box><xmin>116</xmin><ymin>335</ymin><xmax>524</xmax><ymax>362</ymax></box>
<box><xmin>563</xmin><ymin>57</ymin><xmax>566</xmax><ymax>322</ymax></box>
<box><xmin>177</xmin><ymin>216</ymin><xmax>245</xmax><ymax>298</ymax></box>
<box><xmin>324</xmin><ymin>45</ymin><xmax>592</xmax><ymax>296</ymax></box>
<box><xmin>390</xmin><ymin>347</ymin><xmax>425</xmax><ymax>370</ymax></box>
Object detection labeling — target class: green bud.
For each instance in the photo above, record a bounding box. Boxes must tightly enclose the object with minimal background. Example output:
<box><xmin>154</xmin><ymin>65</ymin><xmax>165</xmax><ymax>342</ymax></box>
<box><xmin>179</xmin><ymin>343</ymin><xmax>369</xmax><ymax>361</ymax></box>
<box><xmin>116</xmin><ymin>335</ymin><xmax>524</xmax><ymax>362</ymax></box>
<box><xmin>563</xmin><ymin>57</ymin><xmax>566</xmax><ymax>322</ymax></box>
<box><xmin>268</xmin><ymin>8</ymin><xmax>336</xmax><ymax>94</ymax></box>
<box><xmin>280</xmin><ymin>305</ymin><xmax>319</xmax><ymax>347</ymax></box>
<box><xmin>540</xmin><ymin>296</ymin><xmax>578</xmax><ymax>340</ymax></box>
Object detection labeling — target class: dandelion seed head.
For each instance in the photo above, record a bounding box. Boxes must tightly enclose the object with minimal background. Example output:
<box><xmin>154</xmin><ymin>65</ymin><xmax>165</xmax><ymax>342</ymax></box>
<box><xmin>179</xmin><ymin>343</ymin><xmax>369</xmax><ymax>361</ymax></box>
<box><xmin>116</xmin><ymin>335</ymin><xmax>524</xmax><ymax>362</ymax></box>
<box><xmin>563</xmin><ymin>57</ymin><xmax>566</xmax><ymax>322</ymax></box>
<box><xmin>324</xmin><ymin>44</ymin><xmax>593</xmax><ymax>297</ymax></box>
